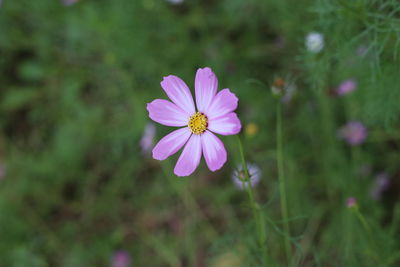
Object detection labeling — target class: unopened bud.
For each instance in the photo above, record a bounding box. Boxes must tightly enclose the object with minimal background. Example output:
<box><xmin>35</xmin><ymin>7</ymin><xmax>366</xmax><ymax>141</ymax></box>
<box><xmin>271</xmin><ymin>77</ymin><xmax>285</xmax><ymax>96</ymax></box>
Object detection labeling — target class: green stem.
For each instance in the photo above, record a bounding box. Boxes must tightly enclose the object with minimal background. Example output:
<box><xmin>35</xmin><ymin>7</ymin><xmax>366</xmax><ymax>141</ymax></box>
<box><xmin>237</xmin><ymin>136</ymin><xmax>268</xmax><ymax>265</ymax></box>
<box><xmin>355</xmin><ymin>209</ymin><xmax>372</xmax><ymax>236</ymax></box>
<box><xmin>354</xmin><ymin>207</ymin><xmax>380</xmax><ymax>261</ymax></box>
<box><xmin>276</xmin><ymin>102</ymin><xmax>292</xmax><ymax>265</ymax></box>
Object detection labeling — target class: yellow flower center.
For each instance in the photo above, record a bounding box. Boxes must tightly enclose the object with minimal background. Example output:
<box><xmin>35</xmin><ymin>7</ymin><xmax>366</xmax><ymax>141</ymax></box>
<box><xmin>188</xmin><ymin>112</ymin><xmax>208</xmax><ymax>135</ymax></box>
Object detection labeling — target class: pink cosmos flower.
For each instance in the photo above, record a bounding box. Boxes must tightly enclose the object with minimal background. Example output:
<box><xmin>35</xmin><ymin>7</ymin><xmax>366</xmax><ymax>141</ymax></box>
<box><xmin>336</xmin><ymin>79</ymin><xmax>357</xmax><ymax>96</ymax></box>
<box><xmin>147</xmin><ymin>67</ymin><xmax>241</xmax><ymax>177</ymax></box>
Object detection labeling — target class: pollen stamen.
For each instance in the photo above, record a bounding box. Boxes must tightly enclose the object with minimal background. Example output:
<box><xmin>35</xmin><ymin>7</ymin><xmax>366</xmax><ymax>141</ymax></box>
<box><xmin>188</xmin><ymin>112</ymin><xmax>208</xmax><ymax>135</ymax></box>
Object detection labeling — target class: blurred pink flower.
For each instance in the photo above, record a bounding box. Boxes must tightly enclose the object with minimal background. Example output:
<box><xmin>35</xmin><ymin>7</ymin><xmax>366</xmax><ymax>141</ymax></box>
<box><xmin>140</xmin><ymin>123</ymin><xmax>156</xmax><ymax>155</ymax></box>
<box><xmin>336</xmin><ymin>79</ymin><xmax>357</xmax><ymax>96</ymax></box>
<box><xmin>147</xmin><ymin>67</ymin><xmax>241</xmax><ymax>176</ymax></box>
<box><xmin>338</xmin><ymin>121</ymin><xmax>367</xmax><ymax>146</ymax></box>
<box><xmin>370</xmin><ymin>172</ymin><xmax>390</xmax><ymax>200</ymax></box>
<box><xmin>111</xmin><ymin>251</ymin><xmax>131</xmax><ymax>267</ymax></box>
<box><xmin>346</xmin><ymin>197</ymin><xmax>357</xmax><ymax>208</ymax></box>
<box><xmin>62</xmin><ymin>0</ymin><xmax>79</xmax><ymax>6</ymax></box>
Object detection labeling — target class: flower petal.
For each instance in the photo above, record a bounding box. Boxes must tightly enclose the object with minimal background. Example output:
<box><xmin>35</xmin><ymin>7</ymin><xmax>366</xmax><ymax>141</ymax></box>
<box><xmin>207</xmin><ymin>88</ymin><xmax>238</xmax><ymax>119</ymax></box>
<box><xmin>201</xmin><ymin>131</ymin><xmax>227</xmax><ymax>172</ymax></box>
<box><xmin>152</xmin><ymin>127</ymin><xmax>192</xmax><ymax>160</ymax></box>
<box><xmin>174</xmin><ymin>134</ymin><xmax>202</xmax><ymax>177</ymax></box>
<box><xmin>195</xmin><ymin>67</ymin><xmax>218</xmax><ymax>112</ymax></box>
<box><xmin>161</xmin><ymin>75</ymin><xmax>195</xmax><ymax>115</ymax></box>
<box><xmin>208</xmin><ymin>112</ymin><xmax>242</xmax><ymax>135</ymax></box>
<box><xmin>147</xmin><ymin>99</ymin><xmax>189</xmax><ymax>127</ymax></box>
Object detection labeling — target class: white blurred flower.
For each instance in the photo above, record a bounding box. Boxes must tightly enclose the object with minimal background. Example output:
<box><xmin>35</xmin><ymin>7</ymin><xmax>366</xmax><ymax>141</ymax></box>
<box><xmin>140</xmin><ymin>123</ymin><xmax>156</xmax><ymax>155</ymax></box>
<box><xmin>232</xmin><ymin>163</ymin><xmax>261</xmax><ymax>190</ymax></box>
<box><xmin>166</xmin><ymin>0</ymin><xmax>184</xmax><ymax>5</ymax></box>
<box><xmin>305</xmin><ymin>32</ymin><xmax>324</xmax><ymax>53</ymax></box>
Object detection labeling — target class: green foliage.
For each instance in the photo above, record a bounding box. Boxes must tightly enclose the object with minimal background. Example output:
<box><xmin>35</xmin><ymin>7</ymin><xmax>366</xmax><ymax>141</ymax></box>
<box><xmin>0</xmin><ymin>0</ymin><xmax>399</xmax><ymax>266</ymax></box>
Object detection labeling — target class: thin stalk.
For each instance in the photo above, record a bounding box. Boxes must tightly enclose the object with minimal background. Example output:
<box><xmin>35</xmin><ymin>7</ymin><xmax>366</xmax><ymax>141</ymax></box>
<box><xmin>353</xmin><ymin>207</ymin><xmax>380</xmax><ymax>262</ymax></box>
<box><xmin>355</xmin><ymin>209</ymin><xmax>372</xmax><ymax>236</ymax></box>
<box><xmin>276</xmin><ymin>102</ymin><xmax>292</xmax><ymax>265</ymax></box>
<box><xmin>237</xmin><ymin>136</ymin><xmax>268</xmax><ymax>265</ymax></box>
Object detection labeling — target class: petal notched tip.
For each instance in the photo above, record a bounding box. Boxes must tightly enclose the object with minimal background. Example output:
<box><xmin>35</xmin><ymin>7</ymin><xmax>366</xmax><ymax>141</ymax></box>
<box><xmin>152</xmin><ymin>148</ymin><xmax>165</xmax><ymax>161</ymax></box>
<box><xmin>173</xmin><ymin>162</ymin><xmax>197</xmax><ymax>177</ymax></box>
<box><xmin>146</xmin><ymin>100</ymin><xmax>161</xmax><ymax>123</ymax></box>
<box><xmin>146</xmin><ymin>99</ymin><xmax>188</xmax><ymax>127</ymax></box>
<box><xmin>207</xmin><ymin>88</ymin><xmax>239</xmax><ymax>119</ymax></box>
<box><xmin>224</xmin><ymin>89</ymin><xmax>239</xmax><ymax>106</ymax></box>
<box><xmin>208</xmin><ymin>112</ymin><xmax>242</xmax><ymax>136</ymax></box>
<box><xmin>197</xmin><ymin>66</ymin><xmax>212</xmax><ymax>72</ymax></box>
<box><xmin>160</xmin><ymin>75</ymin><xmax>174</xmax><ymax>85</ymax></box>
<box><xmin>208</xmin><ymin>152</ymin><xmax>227</xmax><ymax>172</ymax></box>
<box><xmin>146</xmin><ymin>100</ymin><xmax>156</xmax><ymax>118</ymax></box>
<box><xmin>196</xmin><ymin>67</ymin><xmax>216</xmax><ymax>82</ymax></box>
<box><xmin>173</xmin><ymin>169</ymin><xmax>191</xmax><ymax>177</ymax></box>
<box><xmin>201</xmin><ymin>131</ymin><xmax>228</xmax><ymax>172</ymax></box>
<box><xmin>231</xmin><ymin>114</ymin><xmax>242</xmax><ymax>134</ymax></box>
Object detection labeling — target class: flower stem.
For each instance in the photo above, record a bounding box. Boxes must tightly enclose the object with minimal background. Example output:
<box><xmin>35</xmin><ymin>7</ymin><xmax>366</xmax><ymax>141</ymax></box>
<box><xmin>276</xmin><ymin>102</ymin><xmax>292</xmax><ymax>265</ymax></box>
<box><xmin>352</xmin><ymin>206</ymin><xmax>381</xmax><ymax>261</ymax></box>
<box><xmin>237</xmin><ymin>136</ymin><xmax>268</xmax><ymax>265</ymax></box>
<box><xmin>355</xmin><ymin>208</ymin><xmax>372</xmax><ymax>236</ymax></box>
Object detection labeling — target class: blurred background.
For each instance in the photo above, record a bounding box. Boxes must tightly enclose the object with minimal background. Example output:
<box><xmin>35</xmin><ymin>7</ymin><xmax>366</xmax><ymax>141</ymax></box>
<box><xmin>0</xmin><ymin>0</ymin><xmax>400</xmax><ymax>266</ymax></box>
